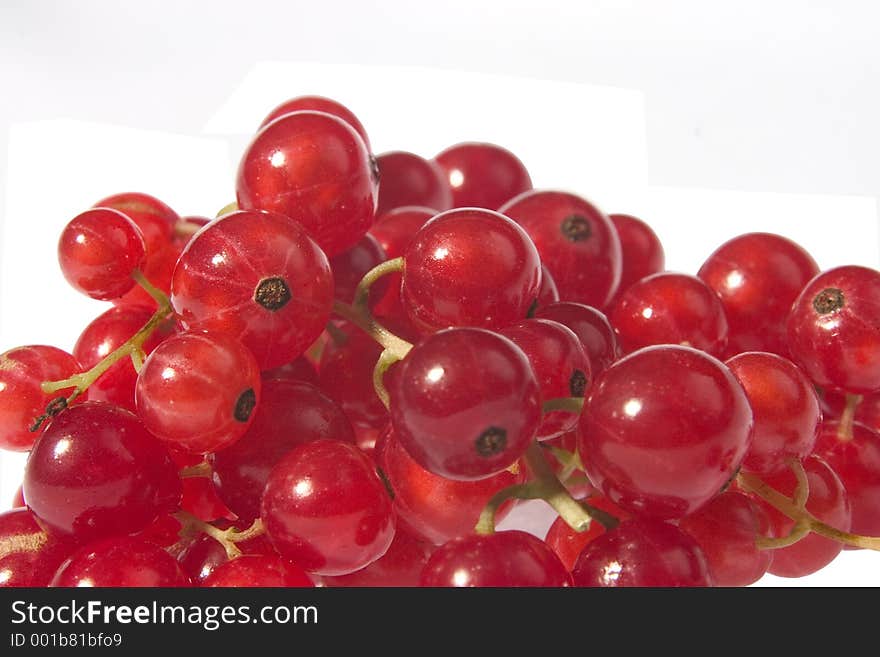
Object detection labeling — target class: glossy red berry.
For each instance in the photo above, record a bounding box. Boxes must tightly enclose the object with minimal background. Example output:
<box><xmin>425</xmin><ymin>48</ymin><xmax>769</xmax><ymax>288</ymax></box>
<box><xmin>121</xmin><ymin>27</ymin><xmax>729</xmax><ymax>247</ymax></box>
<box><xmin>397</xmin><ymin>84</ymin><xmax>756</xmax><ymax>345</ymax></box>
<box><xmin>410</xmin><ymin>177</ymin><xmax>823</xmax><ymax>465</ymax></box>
<box><xmin>389</xmin><ymin>327</ymin><xmax>542</xmax><ymax>480</ymax></box>
<box><xmin>170</xmin><ymin>209</ymin><xmax>334</xmax><ymax>370</ymax></box>
<box><xmin>420</xmin><ymin>530</ymin><xmax>572</xmax><ymax>587</ymax></box>
<box><xmin>23</xmin><ymin>401</ymin><xmax>181</xmax><ymax>541</ymax></box>
<box><xmin>678</xmin><ymin>490</ymin><xmax>773</xmax><ymax>587</ymax></box>
<box><xmin>93</xmin><ymin>191</ymin><xmax>179</xmax><ymax>259</ymax></box>
<box><xmin>261</xmin><ymin>439</ymin><xmax>395</xmax><ymax>576</ymax></box>
<box><xmin>579</xmin><ymin>345</ymin><xmax>753</xmax><ymax>519</ymax></box>
<box><xmin>544</xmin><ymin>495</ymin><xmax>630</xmax><ymax>572</ymax></box>
<box><xmin>499</xmin><ymin>190</ymin><xmax>621</xmax><ymax>309</ymax></box>
<box><xmin>535</xmin><ymin>302</ymin><xmax>621</xmax><ymax>378</ymax></box>
<box><xmin>0</xmin><ymin>508</ymin><xmax>76</xmax><ymax>587</ymax></box>
<box><xmin>786</xmin><ymin>265</ymin><xmax>880</xmax><ymax>394</ymax></box>
<box><xmin>375</xmin><ymin>151</ymin><xmax>452</xmax><ymax>215</ymax></box>
<box><xmin>434</xmin><ymin>141</ymin><xmax>532</xmax><ymax>210</ymax></box>
<box><xmin>745</xmin><ymin>455</ymin><xmax>851</xmax><ymax>578</ymax></box>
<box><xmin>401</xmin><ymin>208</ymin><xmax>542</xmax><ymax>332</ymax></box>
<box><xmin>259</xmin><ymin>95</ymin><xmax>371</xmax><ymax>150</ymax></box>
<box><xmin>609</xmin><ymin>272</ymin><xmax>729</xmax><ymax>357</ymax></box>
<box><xmin>328</xmin><ymin>232</ymin><xmax>389</xmax><ymax>305</ymax></box>
<box><xmin>136</xmin><ymin>331</ymin><xmax>262</xmax><ymax>454</ymax></box>
<box><xmin>323</xmin><ymin>527</ymin><xmax>435</xmax><ymax>587</ymax></box>
<box><xmin>812</xmin><ymin>421</ymin><xmax>880</xmax><ymax>539</ymax></box>
<box><xmin>726</xmin><ymin>351</ymin><xmax>821</xmax><ymax>475</ymax></box>
<box><xmin>212</xmin><ymin>379</ymin><xmax>356</xmax><ymax>524</ymax></box>
<box><xmin>608</xmin><ymin>213</ymin><xmax>665</xmax><ymax>303</ymax></box>
<box><xmin>50</xmin><ymin>536</ymin><xmax>191</xmax><ymax>587</ymax></box>
<box><xmin>202</xmin><ymin>555</ymin><xmax>314</xmax><ymax>588</ymax></box>
<box><xmin>499</xmin><ymin>318</ymin><xmax>591</xmax><ymax>440</ymax></box>
<box><xmin>376</xmin><ymin>426</ymin><xmax>525</xmax><ymax>545</ymax></box>
<box><xmin>57</xmin><ymin>207</ymin><xmax>147</xmax><ymax>300</ymax></box>
<box><xmin>0</xmin><ymin>345</ymin><xmax>81</xmax><ymax>451</ymax></box>
<box><xmin>73</xmin><ymin>304</ymin><xmax>172</xmax><ymax>413</ymax></box>
<box><xmin>571</xmin><ymin>518</ymin><xmax>713</xmax><ymax>587</ymax></box>
<box><xmin>698</xmin><ymin>232</ymin><xmax>819</xmax><ymax>357</ymax></box>
<box><xmin>236</xmin><ymin>110</ymin><xmax>378</xmax><ymax>257</ymax></box>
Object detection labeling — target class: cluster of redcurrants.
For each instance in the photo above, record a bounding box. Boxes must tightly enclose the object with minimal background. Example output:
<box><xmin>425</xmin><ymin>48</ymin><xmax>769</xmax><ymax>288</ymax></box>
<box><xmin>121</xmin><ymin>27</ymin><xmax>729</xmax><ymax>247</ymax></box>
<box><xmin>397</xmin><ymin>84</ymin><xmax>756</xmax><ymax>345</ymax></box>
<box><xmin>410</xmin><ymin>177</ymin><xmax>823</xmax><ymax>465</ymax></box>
<box><xmin>1</xmin><ymin>94</ymin><xmax>879</xmax><ymax>588</ymax></box>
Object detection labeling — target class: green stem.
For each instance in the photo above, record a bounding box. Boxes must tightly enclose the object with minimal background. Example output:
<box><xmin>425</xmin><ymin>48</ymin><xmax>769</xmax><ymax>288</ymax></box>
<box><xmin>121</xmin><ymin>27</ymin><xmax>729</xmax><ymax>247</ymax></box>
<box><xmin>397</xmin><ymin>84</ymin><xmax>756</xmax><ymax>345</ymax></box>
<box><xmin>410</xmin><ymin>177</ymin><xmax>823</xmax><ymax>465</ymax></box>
<box><xmin>736</xmin><ymin>470</ymin><xmax>880</xmax><ymax>551</ymax></box>
<box><xmin>372</xmin><ymin>348</ymin><xmax>400</xmax><ymax>410</ymax></box>
<box><xmin>179</xmin><ymin>462</ymin><xmax>213</xmax><ymax>479</ymax></box>
<box><xmin>172</xmin><ymin>513</ymin><xmax>265</xmax><ymax>561</ymax></box>
<box><xmin>332</xmin><ymin>300</ymin><xmax>413</xmax><ymax>360</ymax></box>
<box><xmin>837</xmin><ymin>393</ymin><xmax>863</xmax><ymax>441</ymax></box>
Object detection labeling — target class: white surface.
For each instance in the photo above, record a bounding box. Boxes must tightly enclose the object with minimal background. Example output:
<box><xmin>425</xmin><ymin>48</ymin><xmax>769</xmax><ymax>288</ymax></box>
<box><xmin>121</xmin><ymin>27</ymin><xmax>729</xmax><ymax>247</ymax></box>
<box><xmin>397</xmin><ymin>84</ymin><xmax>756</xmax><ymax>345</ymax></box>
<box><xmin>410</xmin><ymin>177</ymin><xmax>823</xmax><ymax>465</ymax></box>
<box><xmin>2</xmin><ymin>3</ymin><xmax>880</xmax><ymax>586</ymax></box>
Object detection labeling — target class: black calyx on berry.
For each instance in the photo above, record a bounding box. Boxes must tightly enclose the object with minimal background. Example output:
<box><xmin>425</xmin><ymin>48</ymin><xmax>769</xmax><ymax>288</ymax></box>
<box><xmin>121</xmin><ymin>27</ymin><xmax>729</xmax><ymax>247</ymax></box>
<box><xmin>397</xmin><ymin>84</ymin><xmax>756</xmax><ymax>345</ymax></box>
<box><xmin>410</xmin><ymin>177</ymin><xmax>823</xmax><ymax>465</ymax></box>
<box><xmin>233</xmin><ymin>388</ymin><xmax>257</xmax><ymax>422</ymax></box>
<box><xmin>254</xmin><ymin>277</ymin><xmax>292</xmax><ymax>311</ymax></box>
<box><xmin>812</xmin><ymin>288</ymin><xmax>845</xmax><ymax>315</ymax></box>
<box><xmin>560</xmin><ymin>214</ymin><xmax>591</xmax><ymax>242</ymax></box>
<box><xmin>475</xmin><ymin>426</ymin><xmax>508</xmax><ymax>457</ymax></box>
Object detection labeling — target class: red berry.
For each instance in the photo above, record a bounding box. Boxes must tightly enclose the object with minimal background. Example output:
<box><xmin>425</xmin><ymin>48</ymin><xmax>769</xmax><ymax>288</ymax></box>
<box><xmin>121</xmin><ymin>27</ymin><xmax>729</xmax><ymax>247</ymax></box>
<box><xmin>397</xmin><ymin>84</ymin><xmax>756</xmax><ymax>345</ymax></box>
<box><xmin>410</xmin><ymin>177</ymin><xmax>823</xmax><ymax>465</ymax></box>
<box><xmin>420</xmin><ymin>530</ymin><xmax>571</xmax><ymax>587</ymax></box>
<box><xmin>579</xmin><ymin>345</ymin><xmax>753</xmax><ymax>519</ymax></box>
<box><xmin>401</xmin><ymin>208</ymin><xmax>542</xmax><ymax>332</ymax></box>
<box><xmin>171</xmin><ymin>209</ymin><xmax>334</xmax><ymax>370</ymax></box>
<box><xmin>212</xmin><ymin>379</ymin><xmax>355</xmax><ymax>524</ymax></box>
<box><xmin>571</xmin><ymin>518</ymin><xmax>713</xmax><ymax>587</ymax></box>
<box><xmin>136</xmin><ymin>331</ymin><xmax>262</xmax><ymax>454</ymax></box>
<box><xmin>376</xmin><ymin>426</ymin><xmax>525</xmax><ymax>545</ymax></box>
<box><xmin>202</xmin><ymin>555</ymin><xmax>314</xmax><ymax>588</ymax></box>
<box><xmin>499</xmin><ymin>318</ymin><xmax>591</xmax><ymax>440</ymax></box>
<box><xmin>93</xmin><ymin>191</ymin><xmax>179</xmax><ymax>259</ymax></box>
<box><xmin>236</xmin><ymin>110</ymin><xmax>378</xmax><ymax>257</ymax></box>
<box><xmin>786</xmin><ymin>265</ymin><xmax>880</xmax><ymax>394</ymax></box>
<box><xmin>23</xmin><ymin>401</ymin><xmax>181</xmax><ymax>541</ymax></box>
<box><xmin>544</xmin><ymin>495</ymin><xmax>629</xmax><ymax>572</ymax></box>
<box><xmin>57</xmin><ymin>207</ymin><xmax>146</xmax><ymax>300</ymax></box>
<box><xmin>535</xmin><ymin>301</ymin><xmax>621</xmax><ymax>378</ymax></box>
<box><xmin>499</xmin><ymin>190</ymin><xmax>621</xmax><ymax>309</ymax></box>
<box><xmin>726</xmin><ymin>351</ymin><xmax>821</xmax><ymax>475</ymax></box>
<box><xmin>50</xmin><ymin>536</ymin><xmax>191</xmax><ymax>587</ymax></box>
<box><xmin>434</xmin><ymin>142</ymin><xmax>532</xmax><ymax>210</ymax></box>
<box><xmin>699</xmin><ymin>233</ymin><xmax>819</xmax><ymax>358</ymax></box>
<box><xmin>608</xmin><ymin>212</ymin><xmax>665</xmax><ymax>303</ymax></box>
<box><xmin>261</xmin><ymin>439</ymin><xmax>395</xmax><ymax>576</ymax></box>
<box><xmin>0</xmin><ymin>508</ymin><xmax>76</xmax><ymax>587</ymax></box>
<box><xmin>259</xmin><ymin>95</ymin><xmax>371</xmax><ymax>150</ymax></box>
<box><xmin>389</xmin><ymin>327</ymin><xmax>542</xmax><ymax>480</ymax></box>
<box><xmin>744</xmin><ymin>455</ymin><xmax>850</xmax><ymax>578</ymax></box>
<box><xmin>0</xmin><ymin>345</ymin><xmax>81</xmax><ymax>452</ymax></box>
<box><xmin>375</xmin><ymin>151</ymin><xmax>452</xmax><ymax>215</ymax></box>
<box><xmin>323</xmin><ymin>527</ymin><xmax>435</xmax><ymax>587</ymax></box>
<box><xmin>678</xmin><ymin>491</ymin><xmax>773</xmax><ymax>587</ymax></box>
<box><xmin>609</xmin><ymin>272</ymin><xmax>729</xmax><ymax>357</ymax></box>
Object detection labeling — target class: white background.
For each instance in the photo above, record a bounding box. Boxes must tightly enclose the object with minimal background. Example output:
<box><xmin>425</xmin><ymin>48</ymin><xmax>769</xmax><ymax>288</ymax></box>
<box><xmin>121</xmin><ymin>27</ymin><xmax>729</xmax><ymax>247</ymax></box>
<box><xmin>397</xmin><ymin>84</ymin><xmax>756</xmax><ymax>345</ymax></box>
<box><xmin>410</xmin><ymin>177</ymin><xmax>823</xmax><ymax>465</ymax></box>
<box><xmin>1</xmin><ymin>0</ymin><xmax>879</xmax><ymax>586</ymax></box>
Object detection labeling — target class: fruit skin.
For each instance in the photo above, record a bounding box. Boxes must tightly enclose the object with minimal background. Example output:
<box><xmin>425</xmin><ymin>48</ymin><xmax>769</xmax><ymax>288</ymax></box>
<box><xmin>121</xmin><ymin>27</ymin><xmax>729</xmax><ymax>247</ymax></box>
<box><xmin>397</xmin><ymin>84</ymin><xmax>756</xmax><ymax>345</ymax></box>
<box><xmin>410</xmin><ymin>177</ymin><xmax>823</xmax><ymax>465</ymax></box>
<box><xmin>401</xmin><ymin>207</ymin><xmax>542</xmax><ymax>333</ymax></box>
<box><xmin>236</xmin><ymin>110</ymin><xmax>378</xmax><ymax>257</ymax></box>
<box><xmin>434</xmin><ymin>141</ymin><xmax>532</xmax><ymax>210</ymax></box>
<box><xmin>259</xmin><ymin>94</ymin><xmax>371</xmax><ymax>151</ymax></box>
<box><xmin>786</xmin><ymin>265</ymin><xmax>880</xmax><ymax>394</ymax></box>
<box><xmin>57</xmin><ymin>207</ymin><xmax>147</xmax><ymax>300</ymax></box>
<box><xmin>609</xmin><ymin>271</ymin><xmax>729</xmax><ymax>357</ymax></box>
<box><xmin>578</xmin><ymin>344</ymin><xmax>753</xmax><ymax>519</ymax></box>
<box><xmin>608</xmin><ymin>212</ymin><xmax>665</xmax><ymax>304</ymax></box>
<box><xmin>420</xmin><ymin>530</ymin><xmax>572</xmax><ymax>587</ymax></box>
<box><xmin>571</xmin><ymin>518</ymin><xmax>714</xmax><ymax>587</ymax></box>
<box><xmin>261</xmin><ymin>439</ymin><xmax>395</xmax><ymax>576</ymax></box>
<box><xmin>376</xmin><ymin>426</ymin><xmax>525</xmax><ymax>545</ymax></box>
<box><xmin>170</xmin><ymin>209</ymin><xmax>334</xmax><ymax>370</ymax></box>
<box><xmin>201</xmin><ymin>555</ymin><xmax>314</xmax><ymax>588</ymax></box>
<box><xmin>499</xmin><ymin>189</ymin><xmax>622</xmax><ymax>309</ymax></box>
<box><xmin>22</xmin><ymin>401</ymin><xmax>181</xmax><ymax>542</ymax></box>
<box><xmin>135</xmin><ymin>331</ymin><xmax>262</xmax><ymax>455</ymax></box>
<box><xmin>375</xmin><ymin>151</ymin><xmax>452</xmax><ymax>215</ymax></box>
<box><xmin>726</xmin><ymin>351</ymin><xmax>821</xmax><ymax>475</ymax></box>
<box><xmin>388</xmin><ymin>327</ymin><xmax>542</xmax><ymax>481</ymax></box>
<box><xmin>0</xmin><ymin>345</ymin><xmax>81</xmax><ymax>452</ymax></box>
<box><xmin>742</xmin><ymin>454</ymin><xmax>851</xmax><ymax>578</ymax></box>
<box><xmin>677</xmin><ymin>491</ymin><xmax>773</xmax><ymax>587</ymax></box>
<box><xmin>698</xmin><ymin>232</ymin><xmax>819</xmax><ymax>358</ymax></box>
<box><xmin>50</xmin><ymin>536</ymin><xmax>191</xmax><ymax>587</ymax></box>
<box><xmin>0</xmin><ymin>508</ymin><xmax>77</xmax><ymax>587</ymax></box>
